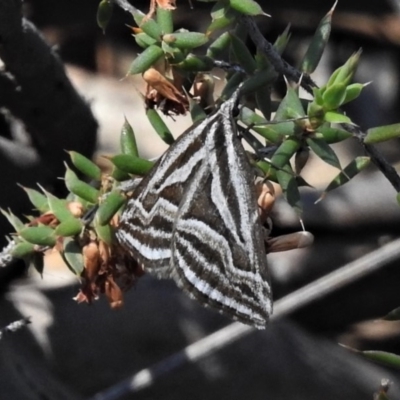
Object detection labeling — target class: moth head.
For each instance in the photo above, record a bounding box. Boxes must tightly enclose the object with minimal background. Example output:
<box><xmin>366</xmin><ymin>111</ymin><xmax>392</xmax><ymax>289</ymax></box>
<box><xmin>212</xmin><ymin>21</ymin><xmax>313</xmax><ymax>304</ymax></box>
<box><xmin>221</xmin><ymin>84</ymin><xmax>243</xmax><ymax>118</ymax></box>
<box><xmin>233</xmin><ymin>84</ymin><xmax>243</xmax><ymax>114</ymax></box>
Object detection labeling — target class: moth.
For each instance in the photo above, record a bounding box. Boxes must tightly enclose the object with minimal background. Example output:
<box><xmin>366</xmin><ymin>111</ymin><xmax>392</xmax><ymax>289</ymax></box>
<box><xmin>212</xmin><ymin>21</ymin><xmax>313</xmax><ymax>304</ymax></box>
<box><xmin>116</xmin><ymin>88</ymin><xmax>272</xmax><ymax>328</ymax></box>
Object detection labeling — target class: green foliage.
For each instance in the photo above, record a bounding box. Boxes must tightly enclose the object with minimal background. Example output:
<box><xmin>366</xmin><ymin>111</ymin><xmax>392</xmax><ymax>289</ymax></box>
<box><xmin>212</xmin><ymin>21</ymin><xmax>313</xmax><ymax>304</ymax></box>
<box><xmin>308</xmin><ymin>51</ymin><xmax>362</xmax><ymax>126</ymax></box>
<box><xmin>19</xmin><ymin>226</ymin><xmax>57</xmax><ymax>247</ymax></box>
<box><xmin>156</xmin><ymin>7</ymin><xmax>174</xmax><ymax>34</ymax></box>
<box><xmin>90</xmin><ymin>0</ymin><xmax>400</xmax><ymax>224</ymax></box>
<box><xmin>120</xmin><ymin>117</ymin><xmax>139</xmax><ymax>157</ymax></box>
<box><xmin>208</xmin><ymin>2</ymin><xmax>239</xmax><ymax>33</ymax></box>
<box><xmin>365</xmin><ymin>123</ymin><xmax>400</xmax><ymax>144</ymax></box>
<box><xmin>96</xmin><ymin>191</ymin><xmax>126</xmax><ymax>226</ymax></box>
<box><xmin>65</xmin><ymin>165</ymin><xmax>100</xmax><ymax>204</ymax></box>
<box><xmin>0</xmin><ymin>209</ymin><xmax>25</xmax><ymax>232</ymax></box>
<box><xmin>314</xmin><ymin>126</ymin><xmax>352</xmax><ymax>144</ymax></box>
<box><xmin>110</xmin><ymin>154</ymin><xmax>154</xmax><ymax>175</ymax></box>
<box><xmin>18</xmin><ymin>186</ymin><xmax>49</xmax><ymax>213</ymax></box>
<box><xmin>229</xmin><ymin>0</ymin><xmax>266</xmax><ymax>16</ymax></box>
<box><xmin>0</xmin><ymin>3</ymin><xmax>378</xmax><ymax>250</ymax></box>
<box><xmin>230</xmin><ymin>33</ymin><xmax>257</xmax><ymax>73</ymax></box>
<box><xmin>97</xmin><ymin>0</ymin><xmax>113</xmax><ymax>33</ymax></box>
<box><xmin>341</xmin><ymin>344</ymin><xmax>400</xmax><ymax>370</ymax></box>
<box><xmin>163</xmin><ymin>32</ymin><xmax>209</xmax><ymax>49</ymax></box>
<box><xmin>68</xmin><ymin>151</ymin><xmax>102</xmax><ymax>181</ymax></box>
<box><xmin>54</xmin><ymin>218</ymin><xmax>84</xmax><ymax>237</ymax></box>
<box><xmin>146</xmin><ymin>109</ymin><xmax>175</xmax><ymax>144</ymax></box>
<box><xmin>316</xmin><ymin>157</ymin><xmax>371</xmax><ymax>202</ymax></box>
<box><xmin>301</xmin><ymin>1</ymin><xmax>335</xmax><ymax>73</ymax></box>
<box><xmin>129</xmin><ymin>45</ymin><xmax>164</xmax><ymax>74</ymax></box>
<box><xmin>61</xmin><ymin>237</ymin><xmax>85</xmax><ymax>276</ymax></box>
<box><xmin>207</xmin><ymin>32</ymin><xmax>230</xmax><ymax>59</ymax></box>
<box><xmin>44</xmin><ymin>190</ymin><xmax>74</xmax><ymax>222</ymax></box>
<box><xmin>273</xmin><ymin>25</ymin><xmax>291</xmax><ymax>55</ymax></box>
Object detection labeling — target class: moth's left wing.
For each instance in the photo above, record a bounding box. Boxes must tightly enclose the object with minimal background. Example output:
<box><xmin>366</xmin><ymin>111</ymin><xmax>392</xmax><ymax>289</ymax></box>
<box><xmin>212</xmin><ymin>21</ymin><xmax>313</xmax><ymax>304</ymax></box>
<box><xmin>170</xmin><ymin>100</ymin><xmax>272</xmax><ymax>328</ymax></box>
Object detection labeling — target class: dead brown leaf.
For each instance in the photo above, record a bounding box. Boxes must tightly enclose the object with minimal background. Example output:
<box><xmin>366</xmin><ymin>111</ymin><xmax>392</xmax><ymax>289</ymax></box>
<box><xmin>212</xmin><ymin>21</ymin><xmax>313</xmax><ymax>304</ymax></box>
<box><xmin>157</xmin><ymin>0</ymin><xmax>176</xmax><ymax>10</ymax></box>
<box><xmin>143</xmin><ymin>67</ymin><xmax>188</xmax><ymax>115</ymax></box>
<box><xmin>142</xmin><ymin>0</ymin><xmax>177</xmax><ymax>24</ymax></box>
<box><xmin>105</xmin><ymin>276</ymin><xmax>124</xmax><ymax>309</ymax></box>
<box><xmin>256</xmin><ymin>181</ymin><xmax>276</xmax><ymax>223</ymax></box>
<box><xmin>83</xmin><ymin>241</ymin><xmax>101</xmax><ymax>282</ymax></box>
<box><xmin>29</xmin><ymin>212</ymin><xmax>58</xmax><ymax>228</ymax></box>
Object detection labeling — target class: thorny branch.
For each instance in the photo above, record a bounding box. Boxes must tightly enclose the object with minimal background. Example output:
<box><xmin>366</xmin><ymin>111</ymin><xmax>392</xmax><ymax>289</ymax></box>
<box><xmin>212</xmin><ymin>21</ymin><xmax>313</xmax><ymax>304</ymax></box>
<box><xmin>239</xmin><ymin>16</ymin><xmax>400</xmax><ymax>193</ymax></box>
<box><xmin>240</xmin><ymin>16</ymin><xmax>317</xmax><ymax>94</ymax></box>
<box><xmin>362</xmin><ymin>142</ymin><xmax>400</xmax><ymax>192</ymax></box>
<box><xmin>348</xmin><ymin>124</ymin><xmax>400</xmax><ymax>192</ymax></box>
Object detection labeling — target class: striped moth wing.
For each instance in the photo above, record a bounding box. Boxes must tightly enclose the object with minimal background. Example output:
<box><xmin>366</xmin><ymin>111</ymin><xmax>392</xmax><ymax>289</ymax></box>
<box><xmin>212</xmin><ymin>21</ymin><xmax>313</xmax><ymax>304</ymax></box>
<box><xmin>116</xmin><ymin>89</ymin><xmax>272</xmax><ymax>328</ymax></box>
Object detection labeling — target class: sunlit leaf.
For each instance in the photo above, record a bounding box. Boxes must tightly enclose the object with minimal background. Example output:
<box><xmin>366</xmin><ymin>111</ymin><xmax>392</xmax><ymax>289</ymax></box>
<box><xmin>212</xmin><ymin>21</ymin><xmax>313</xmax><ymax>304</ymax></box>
<box><xmin>120</xmin><ymin>117</ymin><xmax>139</xmax><ymax>157</ymax></box>
<box><xmin>364</xmin><ymin>123</ymin><xmax>400</xmax><ymax>144</ymax></box>
<box><xmin>96</xmin><ymin>191</ymin><xmax>126</xmax><ymax>226</ymax></box>
<box><xmin>301</xmin><ymin>1</ymin><xmax>335</xmax><ymax>73</ymax></box>
<box><xmin>128</xmin><ymin>45</ymin><xmax>164</xmax><ymax>75</ymax></box>
<box><xmin>19</xmin><ymin>226</ymin><xmax>56</xmax><ymax>247</ymax></box>
<box><xmin>276</xmin><ymin>164</ymin><xmax>302</xmax><ymax>215</ymax></box>
<box><xmin>61</xmin><ymin>237</ymin><xmax>84</xmax><ymax>276</ymax></box>
<box><xmin>341</xmin><ymin>344</ymin><xmax>400</xmax><ymax>369</ymax></box>
<box><xmin>0</xmin><ymin>209</ymin><xmax>25</xmax><ymax>232</ymax></box>
<box><xmin>68</xmin><ymin>151</ymin><xmax>102</xmax><ymax>181</ymax></box>
<box><xmin>306</xmin><ymin>137</ymin><xmax>341</xmax><ymax>169</ymax></box>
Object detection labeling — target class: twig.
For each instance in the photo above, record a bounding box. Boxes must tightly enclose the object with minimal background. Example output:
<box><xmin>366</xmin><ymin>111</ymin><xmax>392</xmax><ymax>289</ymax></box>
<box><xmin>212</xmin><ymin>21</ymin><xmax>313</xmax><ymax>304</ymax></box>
<box><xmin>363</xmin><ymin>143</ymin><xmax>400</xmax><ymax>192</ymax></box>
<box><xmin>0</xmin><ymin>317</ymin><xmax>31</xmax><ymax>340</ymax></box>
<box><xmin>112</xmin><ymin>0</ymin><xmax>142</xmax><ymax>15</ymax></box>
<box><xmin>0</xmin><ymin>240</ymin><xmax>16</xmax><ymax>268</ymax></box>
<box><xmin>240</xmin><ymin>16</ymin><xmax>316</xmax><ymax>94</ymax></box>
<box><xmin>212</xmin><ymin>60</ymin><xmax>246</xmax><ymax>73</ymax></box>
<box><xmin>88</xmin><ymin>237</ymin><xmax>400</xmax><ymax>400</ymax></box>
<box><xmin>241</xmin><ymin>13</ymin><xmax>400</xmax><ymax>193</ymax></box>
<box><xmin>346</xmin><ymin>124</ymin><xmax>400</xmax><ymax>193</ymax></box>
